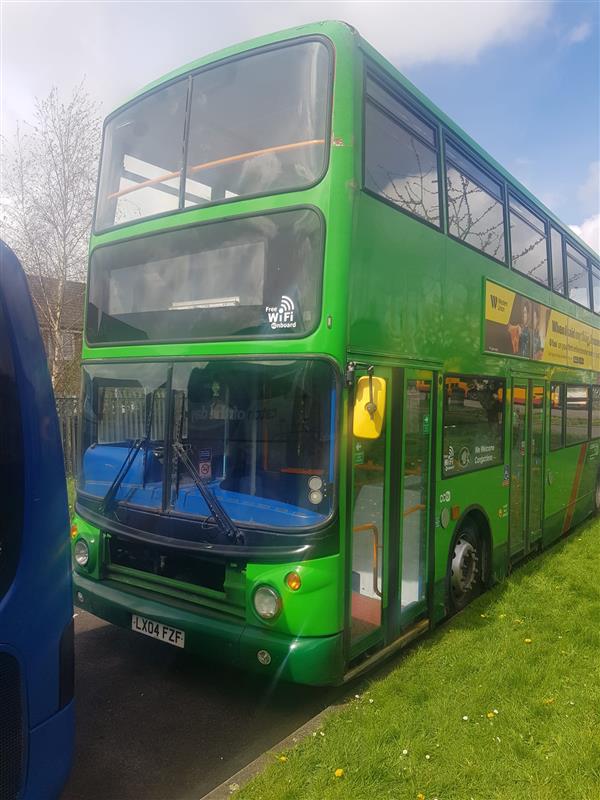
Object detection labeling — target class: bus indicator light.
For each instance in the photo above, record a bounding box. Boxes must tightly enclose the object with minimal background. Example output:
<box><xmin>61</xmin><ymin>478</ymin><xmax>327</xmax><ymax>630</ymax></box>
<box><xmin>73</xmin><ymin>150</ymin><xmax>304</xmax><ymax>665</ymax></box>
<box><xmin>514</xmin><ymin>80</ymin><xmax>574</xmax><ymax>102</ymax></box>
<box><xmin>285</xmin><ymin>571</ymin><xmax>302</xmax><ymax>591</ymax></box>
<box><xmin>70</xmin><ymin>524</ymin><xmax>78</xmax><ymax>539</ymax></box>
<box><xmin>451</xmin><ymin>506</ymin><xmax>461</xmax><ymax>520</ymax></box>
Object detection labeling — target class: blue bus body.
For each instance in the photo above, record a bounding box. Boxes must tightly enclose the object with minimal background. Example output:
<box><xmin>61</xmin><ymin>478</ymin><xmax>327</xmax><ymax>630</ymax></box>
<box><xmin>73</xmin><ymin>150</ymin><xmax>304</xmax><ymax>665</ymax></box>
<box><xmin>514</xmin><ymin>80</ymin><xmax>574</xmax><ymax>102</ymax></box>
<box><xmin>0</xmin><ymin>241</ymin><xmax>74</xmax><ymax>800</ymax></box>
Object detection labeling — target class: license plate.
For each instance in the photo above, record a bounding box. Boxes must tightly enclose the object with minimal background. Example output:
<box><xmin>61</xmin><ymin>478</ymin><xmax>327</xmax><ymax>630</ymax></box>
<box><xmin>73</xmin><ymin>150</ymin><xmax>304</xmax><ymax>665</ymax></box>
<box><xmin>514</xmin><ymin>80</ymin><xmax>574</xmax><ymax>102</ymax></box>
<box><xmin>131</xmin><ymin>614</ymin><xmax>185</xmax><ymax>648</ymax></box>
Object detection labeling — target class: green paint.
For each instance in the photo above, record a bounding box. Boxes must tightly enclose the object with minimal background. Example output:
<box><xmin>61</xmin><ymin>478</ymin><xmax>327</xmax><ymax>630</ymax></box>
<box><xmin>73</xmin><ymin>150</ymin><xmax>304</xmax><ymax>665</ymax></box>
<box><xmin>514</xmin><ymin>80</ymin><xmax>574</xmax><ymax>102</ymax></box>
<box><xmin>72</xmin><ymin>21</ymin><xmax>600</xmax><ymax>685</ymax></box>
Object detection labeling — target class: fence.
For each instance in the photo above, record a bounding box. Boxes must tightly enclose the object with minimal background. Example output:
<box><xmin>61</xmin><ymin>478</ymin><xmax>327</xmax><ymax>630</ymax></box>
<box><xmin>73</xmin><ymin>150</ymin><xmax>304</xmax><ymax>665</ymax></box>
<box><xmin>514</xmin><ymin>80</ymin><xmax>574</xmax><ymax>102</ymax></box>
<box><xmin>56</xmin><ymin>397</ymin><xmax>80</xmax><ymax>477</ymax></box>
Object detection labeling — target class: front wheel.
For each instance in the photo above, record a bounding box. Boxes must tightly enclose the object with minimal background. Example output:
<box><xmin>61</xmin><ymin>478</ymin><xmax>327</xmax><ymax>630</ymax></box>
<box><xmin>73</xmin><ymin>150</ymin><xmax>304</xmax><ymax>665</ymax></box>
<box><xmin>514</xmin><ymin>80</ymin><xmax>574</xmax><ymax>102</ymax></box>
<box><xmin>449</xmin><ymin>522</ymin><xmax>484</xmax><ymax>612</ymax></box>
<box><xmin>594</xmin><ymin>474</ymin><xmax>600</xmax><ymax>515</ymax></box>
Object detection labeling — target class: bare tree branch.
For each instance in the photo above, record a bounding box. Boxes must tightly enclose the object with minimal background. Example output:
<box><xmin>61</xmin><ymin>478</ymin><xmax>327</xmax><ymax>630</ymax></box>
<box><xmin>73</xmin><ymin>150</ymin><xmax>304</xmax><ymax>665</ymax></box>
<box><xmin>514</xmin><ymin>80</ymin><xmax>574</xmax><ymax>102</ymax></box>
<box><xmin>1</xmin><ymin>82</ymin><xmax>101</xmax><ymax>393</ymax></box>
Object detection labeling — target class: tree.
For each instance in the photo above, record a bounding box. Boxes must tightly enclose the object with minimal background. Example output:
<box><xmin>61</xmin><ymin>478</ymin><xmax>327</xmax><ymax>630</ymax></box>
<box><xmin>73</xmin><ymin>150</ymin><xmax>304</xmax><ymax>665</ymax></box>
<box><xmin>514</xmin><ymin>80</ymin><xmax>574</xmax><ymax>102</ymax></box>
<box><xmin>1</xmin><ymin>83</ymin><xmax>101</xmax><ymax>393</ymax></box>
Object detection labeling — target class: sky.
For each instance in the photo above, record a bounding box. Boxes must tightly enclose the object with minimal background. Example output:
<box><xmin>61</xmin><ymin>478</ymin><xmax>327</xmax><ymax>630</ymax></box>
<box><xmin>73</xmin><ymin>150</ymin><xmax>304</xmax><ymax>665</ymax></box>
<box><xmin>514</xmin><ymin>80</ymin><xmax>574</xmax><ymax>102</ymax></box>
<box><xmin>1</xmin><ymin>0</ymin><xmax>599</xmax><ymax>253</ymax></box>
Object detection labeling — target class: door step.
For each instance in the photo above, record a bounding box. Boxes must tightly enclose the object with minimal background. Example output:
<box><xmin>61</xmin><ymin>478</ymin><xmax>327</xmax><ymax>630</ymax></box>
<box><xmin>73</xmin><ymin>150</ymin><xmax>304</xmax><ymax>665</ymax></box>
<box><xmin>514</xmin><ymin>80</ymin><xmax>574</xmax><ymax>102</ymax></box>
<box><xmin>344</xmin><ymin>617</ymin><xmax>430</xmax><ymax>683</ymax></box>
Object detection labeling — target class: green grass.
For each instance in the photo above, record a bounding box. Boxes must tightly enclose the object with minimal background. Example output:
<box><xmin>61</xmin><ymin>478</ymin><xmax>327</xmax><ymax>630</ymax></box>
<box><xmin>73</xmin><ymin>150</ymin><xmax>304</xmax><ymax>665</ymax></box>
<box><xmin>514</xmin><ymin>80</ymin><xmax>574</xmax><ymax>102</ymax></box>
<box><xmin>239</xmin><ymin>520</ymin><xmax>600</xmax><ymax>800</ymax></box>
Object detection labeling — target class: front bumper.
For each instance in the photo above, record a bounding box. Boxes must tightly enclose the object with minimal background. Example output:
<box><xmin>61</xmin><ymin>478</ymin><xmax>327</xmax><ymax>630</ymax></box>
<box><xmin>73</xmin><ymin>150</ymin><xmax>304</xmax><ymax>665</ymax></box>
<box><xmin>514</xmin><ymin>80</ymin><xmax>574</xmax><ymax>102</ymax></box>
<box><xmin>73</xmin><ymin>573</ymin><xmax>344</xmax><ymax>686</ymax></box>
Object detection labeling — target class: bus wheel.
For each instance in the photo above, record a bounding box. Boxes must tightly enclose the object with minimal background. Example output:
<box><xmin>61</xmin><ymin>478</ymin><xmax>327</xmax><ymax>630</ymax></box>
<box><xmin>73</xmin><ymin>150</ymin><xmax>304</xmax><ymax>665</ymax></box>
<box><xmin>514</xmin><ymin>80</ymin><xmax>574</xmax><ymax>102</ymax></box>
<box><xmin>594</xmin><ymin>475</ymin><xmax>600</xmax><ymax>514</ymax></box>
<box><xmin>449</xmin><ymin>522</ymin><xmax>483</xmax><ymax>611</ymax></box>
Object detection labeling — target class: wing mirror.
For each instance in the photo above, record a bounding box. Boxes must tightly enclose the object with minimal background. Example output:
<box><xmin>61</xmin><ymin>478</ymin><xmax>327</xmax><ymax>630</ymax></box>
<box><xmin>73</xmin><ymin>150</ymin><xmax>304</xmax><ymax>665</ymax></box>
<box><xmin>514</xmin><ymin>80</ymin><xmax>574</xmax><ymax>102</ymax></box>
<box><xmin>353</xmin><ymin>374</ymin><xmax>386</xmax><ymax>439</ymax></box>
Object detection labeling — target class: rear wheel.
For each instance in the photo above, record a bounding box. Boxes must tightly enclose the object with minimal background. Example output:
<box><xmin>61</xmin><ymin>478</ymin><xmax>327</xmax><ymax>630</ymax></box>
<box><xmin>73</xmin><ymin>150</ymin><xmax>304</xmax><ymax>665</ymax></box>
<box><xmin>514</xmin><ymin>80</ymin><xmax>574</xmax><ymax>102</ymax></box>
<box><xmin>594</xmin><ymin>474</ymin><xmax>600</xmax><ymax>514</ymax></box>
<box><xmin>449</xmin><ymin>521</ymin><xmax>484</xmax><ymax>612</ymax></box>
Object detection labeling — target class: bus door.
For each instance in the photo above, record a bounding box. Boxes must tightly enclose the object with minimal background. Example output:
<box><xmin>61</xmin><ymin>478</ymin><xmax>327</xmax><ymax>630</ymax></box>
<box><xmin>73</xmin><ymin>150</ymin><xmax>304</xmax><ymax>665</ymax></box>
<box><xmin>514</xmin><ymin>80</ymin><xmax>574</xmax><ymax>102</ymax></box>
<box><xmin>348</xmin><ymin>365</ymin><xmax>392</xmax><ymax>655</ymax></box>
<box><xmin>397</xmin><ymin>370</ymin><xmax>433</xmax><ymax>629</ymax></box>
<box><xmin>348</xmin><ymin>365</ymin><xmax>433</xmax><ymax>658</ymax></box>
<box><xmin>509</xmin><ymin>379</ymin><xmax>545</xmax><ymax>559</ymax></box>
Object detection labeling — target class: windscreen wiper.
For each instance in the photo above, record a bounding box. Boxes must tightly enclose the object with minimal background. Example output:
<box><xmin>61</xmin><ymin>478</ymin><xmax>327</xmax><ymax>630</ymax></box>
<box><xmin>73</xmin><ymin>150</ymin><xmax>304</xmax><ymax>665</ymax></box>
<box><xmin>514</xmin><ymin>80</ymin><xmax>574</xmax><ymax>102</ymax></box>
<box><xmin>99</xmin><ymin>391</ymin><xmax>156</xmax><ymax>515</ymax></box>
<box><xmin>172</xmin><ymin>441</ymin><xmax>244</xmax><ymax>545</ymax></box>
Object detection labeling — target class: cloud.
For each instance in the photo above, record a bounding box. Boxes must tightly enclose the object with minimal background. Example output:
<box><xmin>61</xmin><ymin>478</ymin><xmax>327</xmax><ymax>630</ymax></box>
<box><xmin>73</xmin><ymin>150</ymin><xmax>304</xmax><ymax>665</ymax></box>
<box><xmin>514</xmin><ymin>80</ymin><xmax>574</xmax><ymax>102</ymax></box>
<box><xmin>232</xmin><ymin>1</ymin><xmax>553</xmax><ymax>67</ymax></box>
<box><xmin>570</xmin><ymin>215</ymin><xmax>600</xmax><ymax>256</ymax></box>
<box><xmin>565</xmin><ymin>21</ymin><xmax>592</xmax><ymax>45</ymax></box>
<box><xmin>1</xmin><ymin>0</ymin><xmax>553</xmax><ymax>135</ymax></box>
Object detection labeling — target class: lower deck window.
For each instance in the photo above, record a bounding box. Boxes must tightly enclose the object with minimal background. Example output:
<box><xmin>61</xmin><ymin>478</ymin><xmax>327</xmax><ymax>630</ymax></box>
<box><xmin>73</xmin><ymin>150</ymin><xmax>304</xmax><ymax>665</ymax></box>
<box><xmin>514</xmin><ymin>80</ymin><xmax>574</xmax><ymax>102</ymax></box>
<box><xmin>442</xmin><ymin>376</ymin><xmax>504</xmax><ymax>476</ymax></box>
<box><xmin>550</xmin><ymin>383</ymin><xmax>564</xmax><ymax>449</ymax></box>
<box><xmin>565</xmin><ymin>385</ymin><xmax>589</xmax><ymax>446</ymax></box>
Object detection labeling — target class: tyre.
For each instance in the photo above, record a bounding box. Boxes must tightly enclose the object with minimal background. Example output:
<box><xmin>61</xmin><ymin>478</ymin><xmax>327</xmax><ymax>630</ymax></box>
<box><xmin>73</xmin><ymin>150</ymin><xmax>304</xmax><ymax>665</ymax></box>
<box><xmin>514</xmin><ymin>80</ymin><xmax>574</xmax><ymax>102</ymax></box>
<box><xmin>449</xmin><ymin>520</ymin><xmax>484</xmax><ymax>612</ymax></box>
<box><xmin>594</xmin><ymin>473</ymin><xmax>600</xmax><ymax>515</ymax></box>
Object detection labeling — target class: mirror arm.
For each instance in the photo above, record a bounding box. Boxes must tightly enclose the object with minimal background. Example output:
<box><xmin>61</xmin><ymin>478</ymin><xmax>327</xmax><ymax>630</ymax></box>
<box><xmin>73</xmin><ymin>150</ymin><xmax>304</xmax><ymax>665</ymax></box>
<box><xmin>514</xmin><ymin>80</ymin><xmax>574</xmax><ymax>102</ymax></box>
<box><xmin>366</xmin><ymin>365</ymin><xmax>377</xmax><ymax>419</ymax></box>
<box><xmin>345</xmin><ymin>360</ymin><xmax>375</xmax><ymax>388</ymax></box>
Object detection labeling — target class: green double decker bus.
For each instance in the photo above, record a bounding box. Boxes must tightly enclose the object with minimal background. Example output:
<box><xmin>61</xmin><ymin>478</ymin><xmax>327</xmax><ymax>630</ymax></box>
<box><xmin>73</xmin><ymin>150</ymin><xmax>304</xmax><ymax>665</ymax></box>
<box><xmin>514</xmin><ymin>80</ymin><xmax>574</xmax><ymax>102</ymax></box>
<box><xmin>71</xmin><ymin>21</ymin><xmax>600</xmax><ymax>685</ymax></box>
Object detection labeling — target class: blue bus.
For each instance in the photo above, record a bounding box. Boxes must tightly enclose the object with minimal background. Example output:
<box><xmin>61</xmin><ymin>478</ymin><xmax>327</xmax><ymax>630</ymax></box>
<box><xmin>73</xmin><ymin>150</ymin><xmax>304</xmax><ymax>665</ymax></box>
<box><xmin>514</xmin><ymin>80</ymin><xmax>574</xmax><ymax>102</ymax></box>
<box><xmin>0</xmin><ymin>241</ymin><xmax>74</xmax><ymax>799</ymax></box>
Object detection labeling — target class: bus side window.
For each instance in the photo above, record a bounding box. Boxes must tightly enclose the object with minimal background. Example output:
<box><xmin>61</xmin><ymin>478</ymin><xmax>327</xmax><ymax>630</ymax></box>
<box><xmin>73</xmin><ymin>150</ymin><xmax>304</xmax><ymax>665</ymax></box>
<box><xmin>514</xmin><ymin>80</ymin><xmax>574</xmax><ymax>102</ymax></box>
<box><xmin>550</xmin><ymin>383</ymin><xmax>564</xmax><ymax>450</ymax></box>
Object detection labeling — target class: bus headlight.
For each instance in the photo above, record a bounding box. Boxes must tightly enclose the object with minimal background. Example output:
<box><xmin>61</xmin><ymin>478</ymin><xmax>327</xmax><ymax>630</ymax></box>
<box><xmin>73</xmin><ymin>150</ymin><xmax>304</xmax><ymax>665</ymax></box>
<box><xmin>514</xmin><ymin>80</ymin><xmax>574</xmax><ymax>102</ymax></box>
<box><xmin>74</xmin><ymin>539</ymin><xmax>89</xmax><ymax>567</ymax></box>
<box><xmin>253</xmin><ymin>585</ymin><xmax>281</xmax><ymax>620</ymax></box>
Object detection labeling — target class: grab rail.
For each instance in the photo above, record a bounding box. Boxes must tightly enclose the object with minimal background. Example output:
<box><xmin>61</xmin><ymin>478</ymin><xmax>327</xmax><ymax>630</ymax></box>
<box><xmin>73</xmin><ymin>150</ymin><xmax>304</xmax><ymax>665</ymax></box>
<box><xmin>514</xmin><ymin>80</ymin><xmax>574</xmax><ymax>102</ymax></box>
<box><xmin>353</xmin><ymin>522</ymin><xmax>381</xmax><ymax>598</ymax></box>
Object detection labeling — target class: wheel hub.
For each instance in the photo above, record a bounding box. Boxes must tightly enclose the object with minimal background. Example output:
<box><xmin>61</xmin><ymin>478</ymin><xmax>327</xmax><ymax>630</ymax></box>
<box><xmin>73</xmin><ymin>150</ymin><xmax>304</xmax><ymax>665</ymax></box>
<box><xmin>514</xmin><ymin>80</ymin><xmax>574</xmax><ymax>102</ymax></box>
<box><xmin>451</xmin><ymin>537</ymin><xmax>478</xmax><ymax>599</ymax></box>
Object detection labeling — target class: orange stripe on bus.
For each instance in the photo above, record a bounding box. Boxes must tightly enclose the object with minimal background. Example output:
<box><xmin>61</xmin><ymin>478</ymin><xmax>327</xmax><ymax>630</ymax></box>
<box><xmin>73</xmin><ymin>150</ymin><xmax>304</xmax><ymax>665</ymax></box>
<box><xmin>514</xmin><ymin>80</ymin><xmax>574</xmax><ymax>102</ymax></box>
<box><xmin>561</xmin><ymin>442</ymin><xmax>588</xmax><ymax>535</ymax></box>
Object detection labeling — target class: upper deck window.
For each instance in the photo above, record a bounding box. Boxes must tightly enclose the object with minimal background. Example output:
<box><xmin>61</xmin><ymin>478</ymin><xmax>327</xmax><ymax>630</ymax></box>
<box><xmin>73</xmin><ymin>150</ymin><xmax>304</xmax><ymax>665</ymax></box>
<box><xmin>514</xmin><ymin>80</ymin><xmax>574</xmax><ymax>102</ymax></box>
<box><xmin>445</xmin><ymin>142</ymin><xmax>505</xmax><ymax>262</ymax></box>
<box><xmin>364</xmin><ymin>78</ymin><xmax>440</xmax><ymax>227</ymax></box>
<box><xmin>509</xmin><ymin>196</ymin><xmax>548</xmax><ymax>286</ymax></box>
<box><xmin>566</xmin><ymin>242</ymin><xmax>590</xmax><ymax>309</ymax></box>
<box><xmin>550</xmin><ymin>227</ymin><xmax>565</xmax><ymax>295</ymax></box>
<box><xmin>592</xmin><ymin>263</ymin><xmax>600</xmax><ymax>313</ymax></box>
<box><xmin>95</xmin><ymin>40</ymin><xmax>331</xmax><ymax>231</ymax></box>
<box><xmin>86</xmin><ymin>208</ymin><xmax>323</xmax><ymax>345</ymax></box>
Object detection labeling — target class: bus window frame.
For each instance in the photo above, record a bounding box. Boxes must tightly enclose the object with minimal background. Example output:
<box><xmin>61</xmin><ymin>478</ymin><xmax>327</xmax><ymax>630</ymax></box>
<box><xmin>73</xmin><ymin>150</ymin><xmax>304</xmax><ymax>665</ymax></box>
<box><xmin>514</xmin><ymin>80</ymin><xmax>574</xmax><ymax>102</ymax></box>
<box><xmin>440</xmin><ymin>372</ymin><xmax>506</xmax><ymax>481</ymax></box>
<box><xmin>84</xmin><ymin>204</ymin><xmax>326</xmax><ymax>348</ymax></box>
<box><xmin>92</xmin><ymin>34</ymin><xmax>335</xmax><ymax>236</ymax></box>
<box><xmin>508</xmin><ymin>191</ymin><xmax>550</xmax><ymax>290</ymax></box>
<box><xmin>549</xmin><ymin>226</ymin><xmax>566</xmax><ymax>297</ymax></box>
<box><xmin>564</xmin><ymin>239</ymin><xmax>592</xmax><ymax>312</ymax></box>
<box><xmin>443</xmin><ymin>134</ymin><xmax>508</xmax><ymax>268</ymax></box>
<box><xmin>564</xmin><ymin>383</ymin><xmax>591</xmax><ymax>447</ymax></box>
<box><xmin>550</xmin><ymin>382</ymin><xmax>565</xmax><ymax>451</ymax></box>
<box><xmin>591</xmin><ymin>261</ymin><xmax>600</xmax><ymax>314</ymax></box>
<box><xmin>361</xmin><ymin>64</ymin><xmax>444</xmax><ymax>236</ymax></box>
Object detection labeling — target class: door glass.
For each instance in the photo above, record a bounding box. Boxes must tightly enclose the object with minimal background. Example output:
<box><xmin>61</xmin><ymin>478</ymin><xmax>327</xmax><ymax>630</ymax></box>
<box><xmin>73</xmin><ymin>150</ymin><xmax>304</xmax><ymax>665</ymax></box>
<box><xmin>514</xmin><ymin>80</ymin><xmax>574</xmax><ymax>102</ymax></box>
<box><xmin>401</xmin><ymin>377</ymin><xmax>431</xmax><ymax>612</ymax></box>
<box><xmin>510</xmin><ymin>384</ymin><xmax>527</xmax><ymax>555</ymax></box>
<box><xmin>529</xmin><ymin>385</ymin><xmax>544</xmax><ymax>541</ymax></box>
<box><xmin>351</xmin><ymin>420</ymin><xmax>386</xmax><ymax>645</ymax></box>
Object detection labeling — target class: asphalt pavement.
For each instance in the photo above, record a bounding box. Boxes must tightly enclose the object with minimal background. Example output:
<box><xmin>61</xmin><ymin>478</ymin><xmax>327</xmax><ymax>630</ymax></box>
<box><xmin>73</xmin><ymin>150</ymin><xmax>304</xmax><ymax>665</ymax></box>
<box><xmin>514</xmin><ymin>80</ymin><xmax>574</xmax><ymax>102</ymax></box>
<box><xmin>62</xmin><ymin>610</ymin><xmax>337</xmax><ymax>800</ymax></box>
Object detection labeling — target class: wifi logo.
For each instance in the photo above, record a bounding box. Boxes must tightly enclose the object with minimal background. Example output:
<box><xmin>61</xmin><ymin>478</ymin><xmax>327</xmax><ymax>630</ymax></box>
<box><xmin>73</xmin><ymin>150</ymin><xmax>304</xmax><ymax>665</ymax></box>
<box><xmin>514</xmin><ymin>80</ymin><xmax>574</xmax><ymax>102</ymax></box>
<box><xmin>279</xmin><ymin>295</ymin><xmax>294</xmax><ymax>315</ymax></box>
<box><xmin>265</xmin><ymin>295</ymin><xmax>297</xmax><ymax>330</ymax></box>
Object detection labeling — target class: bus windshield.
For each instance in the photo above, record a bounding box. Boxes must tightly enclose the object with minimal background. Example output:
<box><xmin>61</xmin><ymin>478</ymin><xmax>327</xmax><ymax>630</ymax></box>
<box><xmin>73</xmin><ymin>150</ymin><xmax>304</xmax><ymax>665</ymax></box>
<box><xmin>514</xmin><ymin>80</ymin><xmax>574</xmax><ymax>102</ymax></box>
<box><xmin>79</xmin><ymin>359</ymin><xmax>337</xmax><ymax>532</ymax></box>
<box><xmin>95</xmin><ymin>39</ymin><xmax>331</xmax><ymax>230</ymax></box>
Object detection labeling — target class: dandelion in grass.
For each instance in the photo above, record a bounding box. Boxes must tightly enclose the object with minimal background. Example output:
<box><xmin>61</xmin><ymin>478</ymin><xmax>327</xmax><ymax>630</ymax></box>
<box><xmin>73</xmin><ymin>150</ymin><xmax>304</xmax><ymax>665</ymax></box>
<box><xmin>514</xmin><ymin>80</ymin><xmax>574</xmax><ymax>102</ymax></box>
<box><xmin>486</xmin><ymin>712</ymin><xmax>495</xmax><ymax>719</ymax></box>
<box><xmin>402</xmin><ymin>749</ymin><xmax>408</xmax><ymax>756</ymax></box>
<box><xmin>524</xmin><ymin>638</ymin><xmax>533</xmax><ymax>644</ymax></box>
<box><xmin>278</xmin><ymin>755</ymin><xmax>288</xmax><ymax>763</ymax></box>
<box><xmin>334</xmin><ymin>768</ymin><xmax>344</xmax><ymax>778</ymax></box>
<box><xmin>425</xmin><ymin>754</ymin><xmax>431</xmax><ymax>760</ymax></box>
<box><xmin>480</xmin><ymin>613</ymin><xmax>487</xmax><ymax>618</ymax></box>
<box><xmin>543</xmin><ymin>698</ymin><xmax>555</xmax><ymax>705</ymax></box>
<box><xmin>462</xmin><ymin>715</ymin><xmax>469</xmax><ymax>721</ymax></box>
<box><xmin>417</xmin><ymin>793</ymin><xmax>425</xmax><ymax>800</ymax></box>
